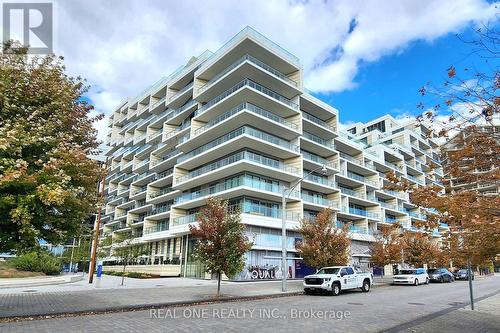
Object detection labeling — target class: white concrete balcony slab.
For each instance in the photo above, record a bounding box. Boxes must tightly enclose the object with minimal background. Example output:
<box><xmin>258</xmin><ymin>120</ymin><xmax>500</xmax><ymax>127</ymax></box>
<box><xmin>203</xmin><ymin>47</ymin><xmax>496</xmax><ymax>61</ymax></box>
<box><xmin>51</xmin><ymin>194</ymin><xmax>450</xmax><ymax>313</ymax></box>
<box><xmin>194</xmin><ymin>78</ymin><xmax>299</xmax><ymax>123</ymax></box>
<box><xmin>174</xmin><ymin>151</ymin><xmax>300</xmax><ymax>191</ymax></box>
<box><xmin>176</xmin><ymin>126</ymin><xmax>300</xmax><ymax>170</ymax></box>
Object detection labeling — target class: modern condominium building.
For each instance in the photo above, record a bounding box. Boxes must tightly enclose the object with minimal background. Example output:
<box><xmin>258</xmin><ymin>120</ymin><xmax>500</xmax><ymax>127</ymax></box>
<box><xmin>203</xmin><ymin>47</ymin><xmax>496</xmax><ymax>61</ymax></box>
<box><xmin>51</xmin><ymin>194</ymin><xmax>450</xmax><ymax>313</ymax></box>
<box><xmin>102</xmin><ymin>27</ymin><xmax>446</xmax><ymax>280</ymax></box>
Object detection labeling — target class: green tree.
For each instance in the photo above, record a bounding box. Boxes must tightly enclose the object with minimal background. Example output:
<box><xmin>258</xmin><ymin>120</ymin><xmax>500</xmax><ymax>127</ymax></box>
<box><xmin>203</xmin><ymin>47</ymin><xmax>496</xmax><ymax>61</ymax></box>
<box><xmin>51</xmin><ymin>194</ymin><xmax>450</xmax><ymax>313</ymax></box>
<box><xmin>296</xmin><ymin>208</ymin><xmax>351</xmax><ymax>269</ymax></box>
<box><xmin>189</xmin><ymin>198</ymin><xmax>253</xmax><ymax>296</ymax></box>
<box><xmin>0</xmin><ymin>41</ymin><xmax>103</xmax><ymax>252</ymax></box>
<box><xmin>109</xmin><ymin>230</ymin><xmax>146</xmax><ymax>286</ymax></box>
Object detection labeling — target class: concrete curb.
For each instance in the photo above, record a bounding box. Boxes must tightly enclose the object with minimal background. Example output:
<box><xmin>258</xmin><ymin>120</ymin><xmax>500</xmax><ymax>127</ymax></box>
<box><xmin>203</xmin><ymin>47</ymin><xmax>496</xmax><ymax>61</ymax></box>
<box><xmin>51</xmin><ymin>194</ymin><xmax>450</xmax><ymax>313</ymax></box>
<box><xmin>0</xmin><ymin>274</ymin><xmax>84</xmax><ymax>289</ymax></box>
<box><xmin>0</xmin><ymin>291</ymin><xmax>304</xmax><ymax>323</ymax></box>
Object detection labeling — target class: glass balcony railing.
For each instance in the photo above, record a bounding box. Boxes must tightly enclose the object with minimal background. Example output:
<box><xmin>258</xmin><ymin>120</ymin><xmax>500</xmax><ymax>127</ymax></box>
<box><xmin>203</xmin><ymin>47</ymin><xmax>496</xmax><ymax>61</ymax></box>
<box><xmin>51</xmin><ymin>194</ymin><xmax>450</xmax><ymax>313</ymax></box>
<box><xmin>150</xmin><ymin>96</ymin><xmax>166</xmax><ymax>109</ymax></box>
<box><xmin>302</xmin><ymin>112</ymin><xmax>336</xmax><ymax>132</ymax></box>
<box><xmin>178</xmin><ymin>126</ymin><xmax>299</xmax><ymax>163</ymax></box>
<box><xmin>135</xmin><ymin>158</ymin><xmax>150</xmax><ymax>169</ymax></box>
<box><xmin>337</xmin><ymin>222</ymin><xmax>367</xmax><ymax>234</ymax></box>
<box><xmin>304</xmin><ymin>174</ymin><xmax>334</xmax><ymax>187</ymax></box>
<box><xmin>406</xmin><ymin>174</ymin><xmax>424</xmax><ymax>185</ymax></box>
<box><xmin>198</xmin><ymin>54</ymin><xmax>297</xmax><ymax>95</ymax></box>
<box><xmin>171</xmin><ymin>213</ymin><xmax>197</xmax><ymax>227</ymax></box>
<box><xmin>155</xmin><ymin>168</ymin><xmax>174</xmax><ymax>180</ymax></box>
<box><xmin>150</xmin><ymin>203</ymin><xmax>173</xmax><ymax>216</ymax></box>
<box><xmin>176</xmin><ymin>173</ymin><xmax>299</xmax><ymax>203</ymax></box>
<box><xmin>378</xmin><ymin>201</ymin><xmax>397</xmax><ymax>210</ymax></box>
<box><xmin>339</xmin><ymin>152</ymin><xmax>363</xmax><ymax>165</ymax></box>
<box><xmin>303</xmin><ymin>131</ymin><xmax>335</xmax><ymax>149</ymax></box>
<box><xmin>151</xmin><ymin>149</ymin><xmax>180</xmax><ymax>167</ymax></box>
<box><xmin>341</xmin><ymin>206</ymin><xmax>379</xmax><ymax>219</ymax></box>
<box><xmin>194</xmin><ymin>102</ymin><xmax>298</xmax><ymax>136</ymax></box>
<box><xmin>302</xmin><ymin>193</ymin><xmax>338</xmax><ymax>208</ymax></box>
<box><xmin>301</xmin><ymin>150</ymin><xmax>338</xmax><ymax>169</ymax></box>
<box><xmin>166</xmin><ymin>99</ymin><xmax>197</xmax><ymax>120</ymax></box>
<box><xmin>407</xmin><ymin>211</ymin><xmax>425</xmax><ymax>219</ymax></box>
<box><xmin>339</xmin><ymin>187</ymin><xmax>365</xmax><ymax>199</ymax></box>
<box><xmin>195</xmin><ymin>79</ymin><xmax>298</xmax><ymax>117</ymax></box>
<box><xmin>383</xmin><ymin>189</ymin><xmax>407</xmax><ymax>199</ymax></box>
<box><xmin>384</xmin><ymin>217</ymin><xmax>397</xmax><ymax>223</ymax></box>
<box><xmin>168</xmin><ymin>82</ymin><xmax>194</xmax><ymax>102</ymax></box>
<box><xmin>228</xmin><ymin>202</ymin><xmax>300</xmax><ymax>221</ymax></box>
<box><xmin>249</xmin><ymin>233</ymin><xmax>297</xmax><ymax>250</ymax></box>
<box><xmin>144</xmin><ymin>221</ymin><xmax>169</xmax><ymax>234</ymax></box>
<box><xmin>176</xmin><ymin>150</ymin><xmax>299</xmax><ymax>184</ymax></box>
<box><xmin>149</xmin><ymin>187</ymin><xmax>175</xmax><ymax>199</ymax></box>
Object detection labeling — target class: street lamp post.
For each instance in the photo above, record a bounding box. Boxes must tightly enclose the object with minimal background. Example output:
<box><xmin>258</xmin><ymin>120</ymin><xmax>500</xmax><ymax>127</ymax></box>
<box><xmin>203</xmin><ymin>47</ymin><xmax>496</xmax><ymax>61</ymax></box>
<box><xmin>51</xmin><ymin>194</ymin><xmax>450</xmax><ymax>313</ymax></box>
<box><xmin>281</xmin><ymin>164</ymin><xmax>327</xmax><ymax>292</ymax></box>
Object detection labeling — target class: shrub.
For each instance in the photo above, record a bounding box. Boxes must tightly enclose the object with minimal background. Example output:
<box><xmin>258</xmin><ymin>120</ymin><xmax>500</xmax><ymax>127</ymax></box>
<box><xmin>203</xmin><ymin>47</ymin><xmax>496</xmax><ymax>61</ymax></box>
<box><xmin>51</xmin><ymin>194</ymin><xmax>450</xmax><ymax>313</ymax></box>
<box><xmin>12</xmin><ymin>251</ymin><xmax>61</xmax><ymax>275</ymax></box>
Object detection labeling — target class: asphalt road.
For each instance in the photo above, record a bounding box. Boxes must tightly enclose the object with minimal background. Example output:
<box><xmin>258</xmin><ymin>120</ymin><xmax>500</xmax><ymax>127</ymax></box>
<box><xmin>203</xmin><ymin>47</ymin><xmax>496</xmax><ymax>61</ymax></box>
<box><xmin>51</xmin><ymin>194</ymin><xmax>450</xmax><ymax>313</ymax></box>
<box><xmin>0</xmin><ymin>276</ymin><xmax>499</xmax><ymax>333</ymax></box>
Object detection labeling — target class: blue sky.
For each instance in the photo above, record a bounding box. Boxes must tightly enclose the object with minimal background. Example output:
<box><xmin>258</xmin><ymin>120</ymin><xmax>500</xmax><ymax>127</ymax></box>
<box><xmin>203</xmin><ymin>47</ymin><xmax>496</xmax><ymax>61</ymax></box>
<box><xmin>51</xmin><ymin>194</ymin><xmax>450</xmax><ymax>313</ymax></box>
<box><xmin>315</xmin><ymin>28</ymin><xmax>490</xmax><ymax>125</ymax></box>
<box><xmin>50</xmin><ymin>0</ymin><xmax>498</xmax><ymax>141</ymax></box>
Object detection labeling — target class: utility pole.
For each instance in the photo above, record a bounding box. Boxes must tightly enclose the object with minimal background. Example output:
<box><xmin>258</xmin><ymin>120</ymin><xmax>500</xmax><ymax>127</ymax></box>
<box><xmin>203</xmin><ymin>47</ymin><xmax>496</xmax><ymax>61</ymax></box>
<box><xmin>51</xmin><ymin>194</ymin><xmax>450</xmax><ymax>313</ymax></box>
<box><xmin>89</xmin><ymin>159</ymin><xmax>108</xmax><ymax>284</ymax></box>
<box><xmin>69</xmin><ymin>238</ymin><xmax>76</xmax><ymax>273</ymax></box>
<box><xmin>467</xmin><ymin>258</ymin><xmax>474</xmax><ymax>310</ymax></box>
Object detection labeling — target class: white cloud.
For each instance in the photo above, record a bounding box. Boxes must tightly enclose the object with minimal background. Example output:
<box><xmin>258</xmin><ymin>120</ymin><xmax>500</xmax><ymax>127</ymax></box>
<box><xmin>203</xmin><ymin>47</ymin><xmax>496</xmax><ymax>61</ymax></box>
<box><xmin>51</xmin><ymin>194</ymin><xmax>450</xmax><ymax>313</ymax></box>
<box><xmin>49</xmin><ymin>0</ymin><xmax>498</xmax><ymax>141</ymax></box>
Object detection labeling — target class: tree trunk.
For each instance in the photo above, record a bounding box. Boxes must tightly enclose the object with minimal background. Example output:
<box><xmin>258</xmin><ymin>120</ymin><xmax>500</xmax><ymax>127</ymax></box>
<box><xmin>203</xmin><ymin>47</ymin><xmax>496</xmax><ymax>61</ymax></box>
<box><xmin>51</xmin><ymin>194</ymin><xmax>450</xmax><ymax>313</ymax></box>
<box><xmin>121</xmin><ymin>262</ymin><xmax>127</xmax><ymax>286</ymax></box>
<box><xmin>217</xmin><ymin>271</ymin><xmax>221</xmax><ymax>297</ymax></box>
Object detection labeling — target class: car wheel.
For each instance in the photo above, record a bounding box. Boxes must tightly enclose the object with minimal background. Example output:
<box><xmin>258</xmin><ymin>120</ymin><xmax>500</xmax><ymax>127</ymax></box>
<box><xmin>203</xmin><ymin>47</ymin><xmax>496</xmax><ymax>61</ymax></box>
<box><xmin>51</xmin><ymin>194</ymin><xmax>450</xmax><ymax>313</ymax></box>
<box><xmin>304</xmin><ymin>289</ymin><xmax>312</xmax><ymax>295</ymax></box>
<box><xmin>425</xmin><ymin>278</ymin><xmax>429</xmax><ymax>285</ymax></box>
<box><xmin>361</xmin><ymin>280</ymin><xmax>370</xmax><ymax>292</ymax></box>
<box><xmin>331</xmin><ymin>283</ymin><xmax>341</xmax><ymax>296</ymax></box>
<box><xmin>440</xmin><ymin>277</ymin><xmax>444</xmax><ymax>283</ymax></box>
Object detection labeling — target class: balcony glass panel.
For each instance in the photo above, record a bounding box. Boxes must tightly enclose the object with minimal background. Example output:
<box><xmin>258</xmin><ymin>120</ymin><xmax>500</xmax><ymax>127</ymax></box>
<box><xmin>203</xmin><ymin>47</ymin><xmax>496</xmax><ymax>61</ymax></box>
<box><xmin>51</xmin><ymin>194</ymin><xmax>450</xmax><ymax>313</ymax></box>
<box><xmin>196</xmin><ymin>79</ymin><xmax>298</xmax><ymax>117</ymax></box>
<box><xmin>179</xmin><ymin>126</ymin><xmax>299</xmax><ymax>162</ymax></box>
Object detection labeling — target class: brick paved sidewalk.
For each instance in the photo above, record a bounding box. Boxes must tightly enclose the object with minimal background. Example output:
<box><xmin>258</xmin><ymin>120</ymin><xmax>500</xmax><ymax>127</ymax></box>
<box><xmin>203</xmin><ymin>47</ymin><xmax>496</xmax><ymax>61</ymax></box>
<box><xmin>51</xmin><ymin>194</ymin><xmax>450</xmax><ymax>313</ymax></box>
<box><xmin>386</xmin><ymin>292</ymin><xmax>500</xmax><ymax>333</ymax></box>
<box><xmin>0</xmin><ymin>279</ymin><xmax>304</xmax><ymax>319</ymax></box>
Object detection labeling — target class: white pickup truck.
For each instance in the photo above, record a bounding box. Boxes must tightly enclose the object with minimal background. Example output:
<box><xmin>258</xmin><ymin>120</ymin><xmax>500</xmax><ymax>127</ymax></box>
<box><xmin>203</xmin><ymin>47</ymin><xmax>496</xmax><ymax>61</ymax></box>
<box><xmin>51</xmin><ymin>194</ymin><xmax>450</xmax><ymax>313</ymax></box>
<box><xmin>303</xmin><ymin>266</ymin><xmax>373</xmax><ymax>296</ymax></box>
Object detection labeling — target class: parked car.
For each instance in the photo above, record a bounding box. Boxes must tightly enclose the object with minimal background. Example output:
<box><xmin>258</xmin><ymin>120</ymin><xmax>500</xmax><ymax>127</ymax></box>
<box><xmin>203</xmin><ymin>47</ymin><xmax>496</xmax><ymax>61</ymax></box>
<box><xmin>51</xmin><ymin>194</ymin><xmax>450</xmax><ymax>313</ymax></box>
<box><xmin>428</xmin><ymin>268</ymin><xmax>454</xmax><ymax>283</ymax></box>
<box><xmin>453</xmin><ymin>269</ymin><xmax>474</xmax><ymax>280</ymax></box>
<box><xmin>303</xmin><ymin>266</ymin><xmax>373</xmax><ymax>296</ymax></box>
<box><xmin>393</xmin><ymin>268</ymin><xmax>429</xmax><ymax>286</ymax></box>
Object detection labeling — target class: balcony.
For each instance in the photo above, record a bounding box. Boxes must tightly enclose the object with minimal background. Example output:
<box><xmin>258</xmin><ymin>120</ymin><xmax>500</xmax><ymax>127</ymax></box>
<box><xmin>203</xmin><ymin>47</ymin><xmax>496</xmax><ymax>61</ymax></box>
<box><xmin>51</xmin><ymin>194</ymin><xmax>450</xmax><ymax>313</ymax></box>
<box><xmin>302</xmin><ymin>112</ymin><xmax>336</xmax><ymax>138</ymax></box>
<box><xmin>165</xmin><ymin>99</ymin><xmax>198</xmax><ymax>125</ymax></box>
<box><xmin>175</xmin><ymin>150</ymin><xmax>299</xmax><ymax>190</ymax></box>
<box><xmin>341</xmin><ymin>206</ymin><xmax>379</xmax><ymax>219</ymax></box>
<box><xmin>167</xmin><ymin>82</ymin><xmax>194</xmax><ymax>109</ymax></box>
<box><xmin>144</xmin><ymin>220</ymin><xmax>169</xmax><ymax>235</ymax></box>
<box><xmin>302</xmin><ymin>174</ymin><xmax>336</xmax><ymax>193</ymax></box>
<box><xmin>302</xmin><ymin>150</ymin><xmax>338</xmax><ymax>171</ymax></box>
<box><xmin>171</xmin><ymin>213</ymin><xmax>197</xmax><ymax>227</ymax></box>
<box><xmin>195</xmin><ymin>78</ymin><xmax>299</xmax><ymax>121</ymax></box>
<box><xmin>174</xmin><ymin>173</ymin><xmax>300</xmax><ymax>209</ymax></box>
<box><xmin>177</xmin><ymin>126</ymin><xmax>299</xmax><ymax>169</ymax></box>
<box><xmin>384</xmin><ymin>217</ymin><xmax>398</xmax><ymax>224</ymax></box>
<box><xmin>339</xmin><ymin>152</ymin><xmax>363</xmax><ymax>166</ymax></box>
<box><xmin>194</xmin><ymin>102</ymin><xmax>298</xmax><ymax>138</ymax></box>
<box><xmin>150</xmin><ymin>149</ymin><xmax>181</xmax><ymax>170</ymax></box>
<box><xmin>302</xmin><ymin>193</ymin><xmax>338</xmax><ymax>209</ymax></box>
<box><xmin>197</xmin><ymin>54</ymin><xmax>298</xmax><ymax>97</ymax></box>
<box><xmin>229</xmin><ymin>202</ymin><xmax>300</xmax><ymax>222</ymax></box>
<box><xmin>339</xmin><ymin>187</ymin><xmax>365</xmax><ymax>199</ymax></box>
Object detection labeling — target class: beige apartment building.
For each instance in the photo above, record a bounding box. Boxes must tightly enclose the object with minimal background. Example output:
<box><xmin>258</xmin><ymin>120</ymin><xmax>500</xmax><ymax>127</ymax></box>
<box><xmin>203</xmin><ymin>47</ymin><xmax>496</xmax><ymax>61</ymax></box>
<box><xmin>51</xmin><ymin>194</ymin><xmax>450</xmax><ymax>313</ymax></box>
<box><xmin>102</xmin><ymin>27</ymin><xmax>446</xmax><ymax>279</ymax></box>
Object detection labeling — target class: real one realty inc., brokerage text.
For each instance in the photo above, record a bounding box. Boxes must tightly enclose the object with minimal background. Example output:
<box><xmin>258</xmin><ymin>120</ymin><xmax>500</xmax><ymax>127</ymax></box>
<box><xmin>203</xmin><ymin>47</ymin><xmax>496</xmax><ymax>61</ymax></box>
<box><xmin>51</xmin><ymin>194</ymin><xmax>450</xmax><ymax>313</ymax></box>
<box><xmin>150</xmin><ymin>307</ymin><xmax>352</xmax><ymax>320</ymax></box>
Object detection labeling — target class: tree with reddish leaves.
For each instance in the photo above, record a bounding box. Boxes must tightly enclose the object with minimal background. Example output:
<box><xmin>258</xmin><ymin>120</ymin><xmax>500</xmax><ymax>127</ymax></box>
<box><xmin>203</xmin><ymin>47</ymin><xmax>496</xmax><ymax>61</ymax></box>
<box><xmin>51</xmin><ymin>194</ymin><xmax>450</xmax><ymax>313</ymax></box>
<box><xmin>296</xmin><ymin>208</ymin><xmax>350</xmax><ymax>269</ymax></box>
<box><xmin>189</xmin><ymin>197</ymin><xmax>253</xmax><ymax>296</ymax></box>
<box><xmin>386</xmin><ymin>21</ymin><xmax>500</xmax><ymax>271</ymax></box>
<box><xmin>400</xmin><ymin>231</ymin><xmax>440</xmax><ymax>268</ymax></box>
<box><xmin>370</xmin><ymin>224</ymin><xmax>403</xmax><ymax>275</ymax></box>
